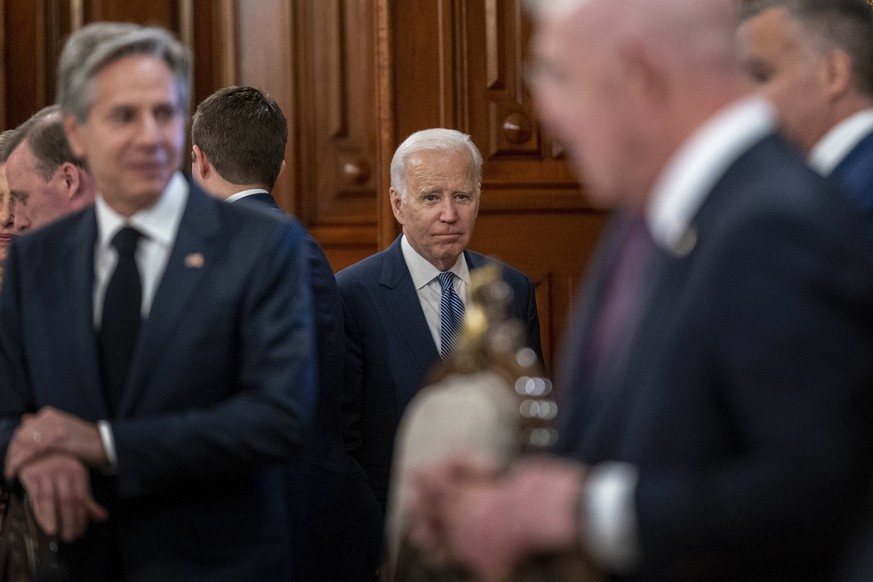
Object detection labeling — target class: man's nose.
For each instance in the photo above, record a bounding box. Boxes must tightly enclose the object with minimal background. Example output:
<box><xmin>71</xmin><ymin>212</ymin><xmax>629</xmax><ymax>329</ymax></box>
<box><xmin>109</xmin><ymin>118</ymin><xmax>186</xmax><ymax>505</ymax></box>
<box><xmin>440</xmin><ymin>199</ymin><xmax>458</xmax><ymax>222</ymax></box>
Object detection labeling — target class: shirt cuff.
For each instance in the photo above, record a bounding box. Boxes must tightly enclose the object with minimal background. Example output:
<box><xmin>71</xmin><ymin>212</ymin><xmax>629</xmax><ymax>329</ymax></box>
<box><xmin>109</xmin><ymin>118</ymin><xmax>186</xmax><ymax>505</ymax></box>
<box><xmin>583</xmin><ymin>461</ymin><xmax>641</xmax><ymax>573</ymax></box>
<box><xmin>97</xmin><ymin>420</ymin><xmax>118</xmax><ymax>473</ymax></box>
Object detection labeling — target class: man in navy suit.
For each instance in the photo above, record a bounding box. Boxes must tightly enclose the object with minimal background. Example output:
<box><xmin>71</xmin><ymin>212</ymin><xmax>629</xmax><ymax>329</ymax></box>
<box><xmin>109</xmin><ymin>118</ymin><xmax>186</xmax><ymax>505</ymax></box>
<box><xmin>738</xmin><ymin>0</ymin><xmax>873</xmax><ymax>237</ymax></box>
<box><xmin>336</xmin><ymin>128</ymin><xmax>542</xmax><ymax>561</ymax></box>
<box><xmin>191</xmin><ymin>85</ymin><xmax>374</xmax><ymax>581</ymax></box>
<box><xmin>406</xmin><ymin>1</ymin><xmax>873</xmax><ymax>580</ymax></box>
<box><xmin>0</xmin><ymin>23</ymin><xmax>315</xmax><ymax>582</ymax></box>
<box><xmin>739</xmin><ymin>3</ymin><xmax>873</xmax><ymax>578</ymax></box>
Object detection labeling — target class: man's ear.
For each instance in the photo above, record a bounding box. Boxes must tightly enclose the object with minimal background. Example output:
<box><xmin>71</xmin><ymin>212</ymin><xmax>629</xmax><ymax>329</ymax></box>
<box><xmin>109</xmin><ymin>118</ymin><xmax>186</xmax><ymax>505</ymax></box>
<box><xmin>823</xmin><ymin>48</ymin><xmax>854</xmax><ymax>100</ymax></box>
<box><xmin>191</xmin><ymin>145</ymin><xmax>210</xmax><ymax>180</ymax></box>
<box><xmin>63</xmin><ymin>114</ymin><xmax>87</xmax><ymax>159</ymax></box>
<box><xmin>390</xmin><ymin>187</ymin><xmax>405</xmax><ymax>225</ymax></box>
<box><xmin>619</xmin><ymin>37</ymin><xmax>671</xmax><ymax>107</ymax></box>
<box><xmin>276</xmin><ymin>160</ymin><xmax>286</xmax><ymax>181</ymax></box>
<box><xmin>60</xmin><ymin>162</ymin><xmax>81</xmax><ymax>200</ymax></box>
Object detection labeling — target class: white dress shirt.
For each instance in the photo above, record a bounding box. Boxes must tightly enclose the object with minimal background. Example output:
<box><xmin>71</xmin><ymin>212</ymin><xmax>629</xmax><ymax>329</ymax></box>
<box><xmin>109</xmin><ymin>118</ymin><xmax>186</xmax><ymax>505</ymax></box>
<box><xmin>584</xmin><ymin>96</ymin><xmax>777</xmax><ymax>572</ymax></box>
<box><xmin>400</xmin><ymin>234</ymin><xmax>470</xmax><ymax>354</ymax></box>
<box><xmin>93</xmin><ymin>172</ymin><xmax>188</xmax><ymax>325</ymax></box>
<box><xmin>225</xmin><ymin>187</ymin><xmax>269</xmax><ymax>203</ymax></box>
<box><xmin>807</xmin><ymin>108</ymin><xmax>873</xmax><ymax>176</ymax></box>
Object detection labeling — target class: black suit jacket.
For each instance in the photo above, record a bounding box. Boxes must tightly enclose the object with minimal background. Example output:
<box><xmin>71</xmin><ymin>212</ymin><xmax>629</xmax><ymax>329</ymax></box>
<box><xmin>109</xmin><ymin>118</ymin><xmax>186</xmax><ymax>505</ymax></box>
<box><xmin>554</xmin><ymin>134</ymin><xmax>873</xmax><ymax>581</ymax></box>
<box><xmin>0</xmin><ymin>181</ymin><xmax>316</xmax><ymax>581</ymax></box>
<box><xmin>337</xmin><ymin>237</ymin><xmax>542</xmax><ymax>529</ymax></box>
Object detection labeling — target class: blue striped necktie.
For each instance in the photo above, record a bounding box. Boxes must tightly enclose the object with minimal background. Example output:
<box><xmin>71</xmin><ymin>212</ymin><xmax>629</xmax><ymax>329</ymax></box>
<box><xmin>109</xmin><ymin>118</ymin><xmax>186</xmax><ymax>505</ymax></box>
<box><xmin>438</xmin><ymin>271</ymin><xmax>465</xmax><ymax>359</ymax></box>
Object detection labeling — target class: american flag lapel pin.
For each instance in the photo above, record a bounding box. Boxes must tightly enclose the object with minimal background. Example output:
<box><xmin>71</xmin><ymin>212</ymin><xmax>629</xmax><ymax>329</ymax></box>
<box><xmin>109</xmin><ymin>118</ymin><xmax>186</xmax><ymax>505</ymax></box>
<box><xmin>185</xmin><ymin>252</ymin><xmax>205</xmax><ymax>268</ymax></box>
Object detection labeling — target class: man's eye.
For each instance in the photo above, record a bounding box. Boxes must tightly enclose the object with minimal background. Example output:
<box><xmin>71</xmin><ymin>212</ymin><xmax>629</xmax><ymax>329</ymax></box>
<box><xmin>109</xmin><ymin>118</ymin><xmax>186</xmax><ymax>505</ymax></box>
<box><xmin>744</xmin><ymin>63</ymin><xmax>772</xmax><ymax>84</ymax></box>
<box><xmin>155</xmin><ymin>106</ymin><xmax>176</xmax><ymax>123</ymax></box>
<box><xmin>111</xmin><ymin>110</ymin><xmax>135</xmax><ymax>123</ymax></box>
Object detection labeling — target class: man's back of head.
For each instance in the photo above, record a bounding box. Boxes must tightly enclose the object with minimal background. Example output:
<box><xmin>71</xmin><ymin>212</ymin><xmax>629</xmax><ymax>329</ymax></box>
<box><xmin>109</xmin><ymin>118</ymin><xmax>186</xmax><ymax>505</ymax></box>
<box><xmin>191</xmin><ymin>86</ymin><xmax>288</xmax><ymax>193</ymax></box>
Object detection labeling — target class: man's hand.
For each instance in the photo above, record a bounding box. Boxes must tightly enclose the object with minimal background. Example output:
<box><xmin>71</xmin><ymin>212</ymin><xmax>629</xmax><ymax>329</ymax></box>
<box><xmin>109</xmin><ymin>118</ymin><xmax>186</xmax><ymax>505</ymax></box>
<box><xmin>408</xmin><ymin>454</ymin><xmax>587</xmax><ymax>580</ymax></box>
<box><xmin>5</xmin><ymin>406</ymin><xmax>108</xmax><ymax>479</ymax></box>
<box><xmin>17</xmin><ymin>453</ymin><xmax>109</xmax><ymax>542</ymax></box>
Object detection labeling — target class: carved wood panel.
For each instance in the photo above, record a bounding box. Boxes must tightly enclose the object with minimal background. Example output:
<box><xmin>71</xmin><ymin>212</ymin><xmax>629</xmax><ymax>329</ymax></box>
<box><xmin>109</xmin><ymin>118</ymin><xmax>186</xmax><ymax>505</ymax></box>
<box><xmin>1</xmin><ymin>0</ymin><xmax>211</xmax><ymax>128</ymax></box>
<box><xmin>294</xmin><ymin>0</ymin><xmax>379</xmax><ymax>231</ymax></box>
<box><xmin>458</xmin><ymin>0</ymin><xmax>584</xmax><ymax>207</ymax></box>
<box><xmin>0</xmin><ymin>0</ymin><xmax>610</xmax><ymax>370</ymax></box>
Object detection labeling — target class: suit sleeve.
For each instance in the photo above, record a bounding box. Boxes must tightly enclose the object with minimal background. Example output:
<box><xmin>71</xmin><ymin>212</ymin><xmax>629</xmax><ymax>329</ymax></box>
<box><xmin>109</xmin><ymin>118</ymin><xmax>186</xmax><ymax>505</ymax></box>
<box><xmin>0</xmin><ymin>246</ymin><xmax>34</xmax><ymax>469</ymax></box>
<box><xmin>110</xmin><ymin>220</ymin><xmax>317</xmax><ymax>498</ymax></box>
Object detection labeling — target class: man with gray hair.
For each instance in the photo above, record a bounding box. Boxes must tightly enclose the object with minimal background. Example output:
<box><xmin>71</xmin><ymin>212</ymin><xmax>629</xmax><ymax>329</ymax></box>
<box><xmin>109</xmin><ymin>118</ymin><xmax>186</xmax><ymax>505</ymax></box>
<box><xmin>336</xmin><ymin>127</ymin><xmax>542</xmax><ymax>566</ymax></box>
<box><xmin>738</xmin><ymin>0</ymin><xmax>873</xmax><ymax>238</ymax></box>
<box><xmin>405</xmin><ymin>0</ymin><xmax>873</xmax><ymax>580</ymax></box>
<box><xmin>3</xmin><ymin>105</ymin><xmax>96</xmax><ymax>232</ymax></box>
<box><xmin>0</xmin><ymin>22</ymin><xmax>316</xmax><ymax>582</ymax></box>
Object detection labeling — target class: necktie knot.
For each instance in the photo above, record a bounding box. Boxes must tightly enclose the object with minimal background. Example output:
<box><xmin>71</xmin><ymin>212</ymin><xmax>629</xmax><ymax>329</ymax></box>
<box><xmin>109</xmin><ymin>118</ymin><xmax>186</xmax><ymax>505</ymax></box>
<box><xmin>112</xmin><ymin>226</ymin><xmax>143</xmax><ymax>257</ymax></box>
<box><xmin>437</xmin><ymin>271</ymin><xmax>455</xmax><ymax>291</ymax></box>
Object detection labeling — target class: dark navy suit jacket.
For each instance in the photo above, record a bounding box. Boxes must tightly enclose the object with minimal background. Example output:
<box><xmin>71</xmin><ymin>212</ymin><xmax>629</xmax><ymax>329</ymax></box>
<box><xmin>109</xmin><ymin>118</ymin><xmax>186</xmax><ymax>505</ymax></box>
<box><xmin>336</xmin><ymin>236</ymin><xmax>542</xmax><ymax>540</ymax></box>
<box><xmin>233</xmin><ymin>191</ymin><xmax>376</xmax><ymax>581</ymax></box>
<box><xmin>554</xmin><ymin>134</ymin><xmax>873</xmax><ymax>581</ymax></box>
<box><xmin>0</xmin><ymin>182</ymin><xmax>316</xmax><ymax>582</ymax></box>
<box><xmin>831</xmin><ymin>129</ymin><xmax>873</xmax><ymax>241</ymax></box>
<box><xmin>825</xmin><ymin>129</ymin><xmax>873</xmax><ymax>582</ymax></box>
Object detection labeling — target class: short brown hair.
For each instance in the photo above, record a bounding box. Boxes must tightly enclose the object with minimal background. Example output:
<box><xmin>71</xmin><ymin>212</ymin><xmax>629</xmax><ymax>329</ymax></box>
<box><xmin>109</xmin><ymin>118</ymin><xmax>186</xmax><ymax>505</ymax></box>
<box><xmin>191</xmin><ymin>86</ymin><xmax>288</xmax><ymax>189</ymax></box>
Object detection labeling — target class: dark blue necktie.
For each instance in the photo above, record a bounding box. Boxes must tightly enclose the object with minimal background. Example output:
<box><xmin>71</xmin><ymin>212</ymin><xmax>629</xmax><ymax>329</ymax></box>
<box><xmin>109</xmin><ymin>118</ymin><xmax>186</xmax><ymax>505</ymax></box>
<box><xmin>438</xmin><ymin>271</ymin><xmax>465</xmax><ymax>359</ymax></box>
<box><xmin>99</xmin><ymin>226</ymin><xmax>143</xmax><ymax>414</ymax></box>
<box><xmin>588</xmin><ymin>214</ymin><xmax>656</xmax><ymax>370</ymax></box>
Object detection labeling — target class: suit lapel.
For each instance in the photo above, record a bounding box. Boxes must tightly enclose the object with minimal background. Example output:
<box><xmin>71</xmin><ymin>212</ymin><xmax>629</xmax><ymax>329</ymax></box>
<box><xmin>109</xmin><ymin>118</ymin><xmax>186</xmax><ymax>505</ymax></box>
<box><xmin>63</xmin><ymin>212</ymin><xmax>109</xmax><ymax>417</ymax></box>
<box><xmin>832</xmin><ymin>130</ymin><xmax>873</xmax><ymax>181</ymax></box>
<box><xmin>118</xmin><ymin>186</ymin><xmax>221</xmax><ymax>415</ymax></box>
<box><xmin>379</xmin><ymin>238</ymin><xmax>440</xmax><ymax>407</ymax></box>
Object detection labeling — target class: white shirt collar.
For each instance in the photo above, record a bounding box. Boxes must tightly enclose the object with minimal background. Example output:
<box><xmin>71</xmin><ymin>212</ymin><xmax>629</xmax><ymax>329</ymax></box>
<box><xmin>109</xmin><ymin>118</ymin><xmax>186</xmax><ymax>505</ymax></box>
<box><xmin>400</xmin><ymin>234</ymin><xmax>470</xmax><ymax>289</ymax></box>
<box><xmin>648</xmin><ymin>96</ymin><xmax>776</xmax><ymax>252</ymax></box>
<box><xmin>95</xmin><ymin>172</ymin><xmax>188</xmax><ymax>249</ymax></box>
<box><xmin>226</xmin><ymin>188</ymin><xmax>269</xmax><ymax>203</ymax></box>
<box><xmin>807</xmin><ymin>108</ymin><xmax>873</xmax><ymax>175</ymax></box>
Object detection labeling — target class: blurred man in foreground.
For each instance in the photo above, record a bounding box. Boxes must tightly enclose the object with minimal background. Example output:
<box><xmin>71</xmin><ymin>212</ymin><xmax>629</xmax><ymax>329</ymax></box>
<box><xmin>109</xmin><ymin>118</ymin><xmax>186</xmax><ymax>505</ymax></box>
<box><xmin>407</xmin><ymin>1</ymin><xmax>873</xmax><ymax>580</ymax></box>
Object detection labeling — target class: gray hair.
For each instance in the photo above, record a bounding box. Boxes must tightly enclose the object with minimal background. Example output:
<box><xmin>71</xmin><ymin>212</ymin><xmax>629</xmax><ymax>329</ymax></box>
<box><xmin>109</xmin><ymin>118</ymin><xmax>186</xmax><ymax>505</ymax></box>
<box><xmin>0</xmin><ymin>130</ymin><xmax>15</xmax><ymax>162</ymax></box>
<box><xmin>390</xmin><ymin>128</ymin><xmax>483</xmax><ymax>200</ymax></box>
<box><xmin>740</xmin><ymin>0</ymin><xmax>873</xmax><ymax>96</ymax></box>
<box><xmin>0</xmin><ymin>106</ymin><xmax>56</xmax><ymax>163</ymax></box>
<box><xmin>57</xmin><ymin>21</ymin><xmax>193</xmax><ymax>122</ymax></box>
